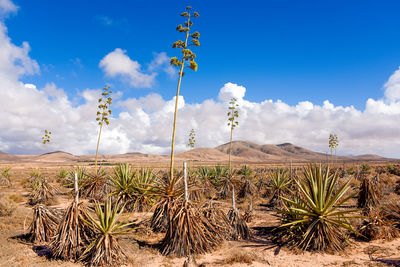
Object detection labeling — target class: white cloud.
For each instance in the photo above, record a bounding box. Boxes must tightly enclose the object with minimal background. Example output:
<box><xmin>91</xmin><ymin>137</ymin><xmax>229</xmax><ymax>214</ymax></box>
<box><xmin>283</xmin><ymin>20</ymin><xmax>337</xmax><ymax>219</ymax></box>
<box><xmin>2</xmin><ymin>11</ymin><xmax>400</xmax><ymax>157</ymax></box>
<box><xmin>99</xmin><ymin>48</ymin><xmax>156</xmax><ymax>88</ymax></box>
<box><xmin>148</xmin><ymin>52</ymin><xmax>177</xmax><ymax>77</ymax></box>
<box><xmin>218</xmin><ymin>82</ymin><xmax>246</xmax><ymax>102</ymax></box>
<box><xmin>384</xmin><ymin>66</ymin><xmax>400</xmax><ymax>103</ymax></box>
<box><xmin>0</xmin><ymin>23</ymin><xmax>39</xmax><ymax>80</ymax></box>
<box><xmin>0</xmin><ymin>0</ymin><xmax>18</xmax><ymax>16</ymax></box>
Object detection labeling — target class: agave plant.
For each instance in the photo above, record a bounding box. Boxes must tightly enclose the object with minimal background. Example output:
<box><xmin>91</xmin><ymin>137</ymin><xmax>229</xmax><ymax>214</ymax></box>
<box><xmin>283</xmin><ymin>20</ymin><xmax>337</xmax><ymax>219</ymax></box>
<box><xmin>0</xmin><ymin>166</ymin><xmax>12</xmax><ymax>187</ymax></box>
<box><xmin>56</xmin><ymin>168</ymin><xmax>68</xmax><ymax>184</ymax></box>
<box><xmin>217</xmin><ymin>167</ymin><xmax>238</xmax><ymax>200</ymax></box>
<box><xmin>202</xmin><ymin>200</ymin><xmax>232</xmax><ymax>239</ymax></box>
<box><xmin>161</xmin><ymin>199</ymin><xmax>223</xmax><ymax>257</ymax></box>
<box><xmin>357</xmin><ymin>176</ymin><xmax>380</xmax><ymax>213</ymax></box>
<box><xmin>238</xmin><ymin>178</ymin><xmax>258</xmax><ymax>199</ymax></box>
<box><xmin>131</xmin><ymin>168</ymin><xmax>158</xmax><ymax>211</ymax></box>
<box><xmin>227</xmin><ymin>186</ymin><xmax>250</xmax><ymax>240</ymax></box>
<box><xmin>28</xmin><ymin>204</ymin><xmax>62</xmax><ymax>244</ymax></box>
<box><xmin>267</xmin><ymin>168</ymin><xmax>291</xmax><ymax>208</ymax></box>
<box><xmin>108</xmin><ymin>163</ymin><xmax>136</xmax><ymax>208</ymax></box>
<box><xmin>29</xmin><ymin>177</ymin><xmax>58</xmax><ymax>205</ymax></box>
<box><xmin>228</xmin><ymin>207</ymin><xmax>250</xmax><ymax>240</ymax></box>
<box><xmin>61</xmin><ymin>166</ymin><xmax>88</xmax><ymax>188</ymax></box>
<box><xmin>209</xmin><ymin>165</ymin><xmax>229</xmax><ymax>188</ymax></box>
<box><xmin>383</xmin><ymin>200</ymin><xmax>400</xmax><ymax>229</ymax></box>
<box><xmin>80</xmin><ymin>168</ymin><xmax>108</xmax><ymax>201</ymax></box>
<box><xmin>237</xmin><ymin>165</ymin><xmax>253</xmax><ymax>177</ymax></box>
<box><xmin>80</xmin><ymin>199</ymin><xmax>133</xmax><ymax>266</ymax></box>
<box><xmin>150</xmin><ymin>173</ymin><xmax>184</xmax><ymax>232</ymax></box>
<box><xmin>195</xmin><ymin>166</ymin><xmax>215</xmax><ymax>198</ymax></box>
<box><xmin>51</xmin><ymin>201</ymin><xmax>95</xmax><ymax>260</ymax></box>
<box><xmin>359</xmin><ymin>208</ymin><xmax>400</xmax><ymax>241</ymax></box>
<box><xmin>275</xmin><ymin>164</ymin><xmax>359</xmax><ymax>251</ymax></box>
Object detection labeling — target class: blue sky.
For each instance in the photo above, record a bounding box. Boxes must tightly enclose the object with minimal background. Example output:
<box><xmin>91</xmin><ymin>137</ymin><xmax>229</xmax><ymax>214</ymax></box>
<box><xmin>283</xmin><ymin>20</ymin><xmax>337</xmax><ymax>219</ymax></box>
<box><xmin>2</xmin><ymin>0</ymin><xmax>400</xmax><ymax>157</ymax></box>
<box><xmin>10</xmin><ymin>0</ymin><xmax>400</xmax><ymax>108</ymax></box>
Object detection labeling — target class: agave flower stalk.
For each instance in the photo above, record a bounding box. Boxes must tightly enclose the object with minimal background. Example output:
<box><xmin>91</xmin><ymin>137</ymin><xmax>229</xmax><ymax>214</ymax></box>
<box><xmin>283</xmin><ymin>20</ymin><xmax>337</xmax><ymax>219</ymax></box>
<box><xmin>161</xmin><ymin>163</ymin><xmax>223</xmax><ymax>256</ymax></box>
<box><xmin>187</xmin><ymin>128</ymin><xmax>196</xmax><ymax>150</ymax></box>
<box><xmin>328</xmin><ymin>133</ymin><xmax>339</xmax><ymax>166</ymax></box>
<box><xmin>42</xmin><ymin>129</ymin><xmax>51</xmax><ymax>144</ymax></box>
<box><xmin>169</xmin><ymin>6</ymin><xmax>200</xmax><ymax>180</ymax></box>
<box><xmin>94</xmin><ymin>86</ymin><xmax>112</xmax><ymax>174</ymax></box>
<box><xmin>227</xmin><ymin>98</ymin><xmax>239</xmax><ymax>175</ymax></box>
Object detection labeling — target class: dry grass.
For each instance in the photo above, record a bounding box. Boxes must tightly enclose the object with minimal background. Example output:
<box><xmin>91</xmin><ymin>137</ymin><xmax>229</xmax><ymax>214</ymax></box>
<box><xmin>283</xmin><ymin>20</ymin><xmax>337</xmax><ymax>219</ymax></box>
<box><xmin>220</xmin><ymin>250</ymin><xmax>255</xmax><ymax>265</ymax></box>
<box><xmin>0</xmin><ymin>197</ymin><xmax>16</xmax><ymax>216</ymax></box>
<box><xmin>8</xmin><ymin>193</ymin><xmax>23</xmax><ymax>203</ymax></box>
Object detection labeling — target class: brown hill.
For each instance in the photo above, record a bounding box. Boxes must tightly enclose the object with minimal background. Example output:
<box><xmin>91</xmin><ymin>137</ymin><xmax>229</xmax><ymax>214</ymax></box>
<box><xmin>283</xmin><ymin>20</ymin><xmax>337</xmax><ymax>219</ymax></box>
<box><xmin>36</xmin><ymin>151</ymin><xmax>77</xmax><ymax>162</ymax></box>
<box><xmin>0</xmin><ymin>150</ymin><xmax>18</xmax><ymax>162</ymax></box>
<box><xmin>176</xmin><ymin>148</ymin><xmax>242</xmax><ymax>161</ymax></box>
<box><xmin>353</xmin><ymin>154</ymin><xmax>386</xmax><ymax>161</ymax></box>
<box><xmin>215</xmin><ymin>141</ymin><xmax>385</xmax><ymax>163</ymax></box>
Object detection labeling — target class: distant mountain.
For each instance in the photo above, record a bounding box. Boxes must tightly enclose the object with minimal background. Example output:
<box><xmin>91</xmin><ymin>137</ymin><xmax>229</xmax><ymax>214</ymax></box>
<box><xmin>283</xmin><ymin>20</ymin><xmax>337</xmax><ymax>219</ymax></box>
<box><xmin>36</xmin><ymin>151</ymin><xmax>77</xmax><ymax>162</ymax></box>
<box><xmin>214</xmin><ymin>141</ymin><xmax>387</xmax><ymax>163</ymax></box>
<box><xmin>40</xmin><ymin>151</ymin><xmax>73</xmax><ymax>156</ymax></box>
<box><xmin>0</xmin><ymin>142</ymin><xmax>392</xmax><ymax>164</ymax></box>
<box><xmin>176</xmin><ymin>147</ymin><xmax>243</xmax><ymax>161</ymax></box>
<box><xmin>0</xmin><ymin>150</ymin><xmax>18</xmax><ymax>161</ymax></box>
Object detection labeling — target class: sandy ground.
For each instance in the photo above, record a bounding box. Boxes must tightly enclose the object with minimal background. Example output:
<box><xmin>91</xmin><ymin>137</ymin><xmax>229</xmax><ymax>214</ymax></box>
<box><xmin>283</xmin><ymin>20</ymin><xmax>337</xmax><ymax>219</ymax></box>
<box><xmin>1</xmin><ymin>163</ymin><xmax>400</xmax><ymax>267</ymax></box>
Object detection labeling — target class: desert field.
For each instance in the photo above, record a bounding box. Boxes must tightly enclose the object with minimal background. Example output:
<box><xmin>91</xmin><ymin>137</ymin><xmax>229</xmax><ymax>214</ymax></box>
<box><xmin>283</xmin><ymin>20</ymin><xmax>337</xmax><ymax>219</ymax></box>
<box><xmin>1</xmin><ymin>149</ymin><xmax>400</xmax><ymax>267</ymax></box>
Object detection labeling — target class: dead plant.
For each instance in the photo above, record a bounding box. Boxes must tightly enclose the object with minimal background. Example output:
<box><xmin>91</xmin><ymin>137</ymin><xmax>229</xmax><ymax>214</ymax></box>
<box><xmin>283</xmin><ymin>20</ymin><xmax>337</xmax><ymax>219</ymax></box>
<box><xmin>51</xmin><ymin>201</ymin><xmax>95</xmax><ymax>260</ymax></box>
<box><xmin>161</xmin><ymin>199</ymin><xmax>222</xmax><ymax>257</ymax></box>
<box><xmin>28</xmin><ymin>204</ymin><xmax>62</xmax><ymax>244</ymax></box>
<box><xmin>359</xmin><ymin>208</ymin><xmax>400</xmax><ymax>241</ymax></box>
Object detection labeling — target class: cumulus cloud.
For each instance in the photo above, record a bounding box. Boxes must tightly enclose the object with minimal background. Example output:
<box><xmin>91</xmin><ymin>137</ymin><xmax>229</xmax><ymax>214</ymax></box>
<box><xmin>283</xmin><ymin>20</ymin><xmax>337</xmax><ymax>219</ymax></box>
<box><xmin>384</xmin><ymin>66</ymin><xmax>400</xmax><ymax>103</ymax></box>
<box><xmin>218</xmin><ymin>82</ymin><xmax>246</xmax><ymax>102</ymax></box>
<box><xmin>0</xmin><ymin>0</ymin><xmax>18</xmax><ymax>16</ymax></box>
<box><xmin>148</xmin><ymin>52</ymin><xmax>177</xmax><ymax>78</ymax></box>
<box><xmin>2</xmin><ymin>6</ymin><xmax>400</xmax><ymax>157</ymax></box>
<box><xmin>99</xmin><ymin>48</ymin><xmax>156</xmax><ymax>88</ymax></box>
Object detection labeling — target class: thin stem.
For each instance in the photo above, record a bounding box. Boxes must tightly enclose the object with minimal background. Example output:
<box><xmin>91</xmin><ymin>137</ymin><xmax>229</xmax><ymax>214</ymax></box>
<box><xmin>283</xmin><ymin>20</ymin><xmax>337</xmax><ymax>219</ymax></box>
<box><xmin>94</xmin><ymin>123</ymin><xmax>103</xmax><ymax>174</ymax></box>
<box><xmin>232</xmin><ymin>186</ymin><xmax>236</xmax><ymax>210</ymax></box>
<box><xmin>169</xmin><ymin>16</ymin><xmax>191</xmax><ymax>181</ymax></box>
<box><xmin>184</xmin><ymin>162</ymin><xmax>188</xmax><ymax>202</ymax></box>
<box><xmin>74</xmin><ymin>172</ymin><xmax>79</xmax><ymax>204</ymax></box>
<box><xmin>228</xmin><ymin>124</ymin><xmax>233</xmax><ymax>175</ymax></box>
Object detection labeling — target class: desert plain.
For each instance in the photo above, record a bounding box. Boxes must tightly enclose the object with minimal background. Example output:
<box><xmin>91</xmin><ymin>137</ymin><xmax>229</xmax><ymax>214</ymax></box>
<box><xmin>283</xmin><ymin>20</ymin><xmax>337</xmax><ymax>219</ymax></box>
<box><xmin>1</xmin><ymin>141</ymin><xmax>400</xmax><ymax>267</ymax></box>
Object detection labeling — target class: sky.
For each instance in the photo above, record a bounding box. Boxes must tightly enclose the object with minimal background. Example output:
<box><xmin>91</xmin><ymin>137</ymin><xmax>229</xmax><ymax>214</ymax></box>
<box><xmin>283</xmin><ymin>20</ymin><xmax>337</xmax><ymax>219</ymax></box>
<box><xmin>2</xmin><ymin>0</ymin><xmax>400</xmax><ymax>157</ymax></box>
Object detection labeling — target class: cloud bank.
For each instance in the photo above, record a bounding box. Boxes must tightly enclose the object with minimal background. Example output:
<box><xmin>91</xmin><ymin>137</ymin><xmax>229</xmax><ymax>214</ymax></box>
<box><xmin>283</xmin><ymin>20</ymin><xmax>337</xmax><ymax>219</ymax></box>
<box><xmin>1</xmin><ymin>2</ymin><xmax>400</xmax><ymax>157</ymax></box>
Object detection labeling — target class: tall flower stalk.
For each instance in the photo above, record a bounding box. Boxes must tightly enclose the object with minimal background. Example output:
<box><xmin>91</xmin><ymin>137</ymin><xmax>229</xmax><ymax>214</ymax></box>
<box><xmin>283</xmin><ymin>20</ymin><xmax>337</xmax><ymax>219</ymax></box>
<box><xmin>94</xmin><ymin>86</ymin><xmax>112</xmax><ymax>174</ymax></box>
<box><xmin>328</xmin><ymin>133</ymin><xmax>339</xmax><ymax>165</ymax></box>
<box><xmin>227</xmin><ymin>98</ymin><xmax>239</xmax><ymax>175</ymax></box>
<box><xmin>42</xmin><ymin>130</ymin><xmax>51</xmax><ymax>144</ymax></box>
<box><xmin>169</xmin><ymin>6</ymin><xmax>200</xmax><ymax>180</ymax></box>
<box><xmin>187</xmin><ymin>128</ymin><xmax>196</xmax><ymax>149</ymax></box>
